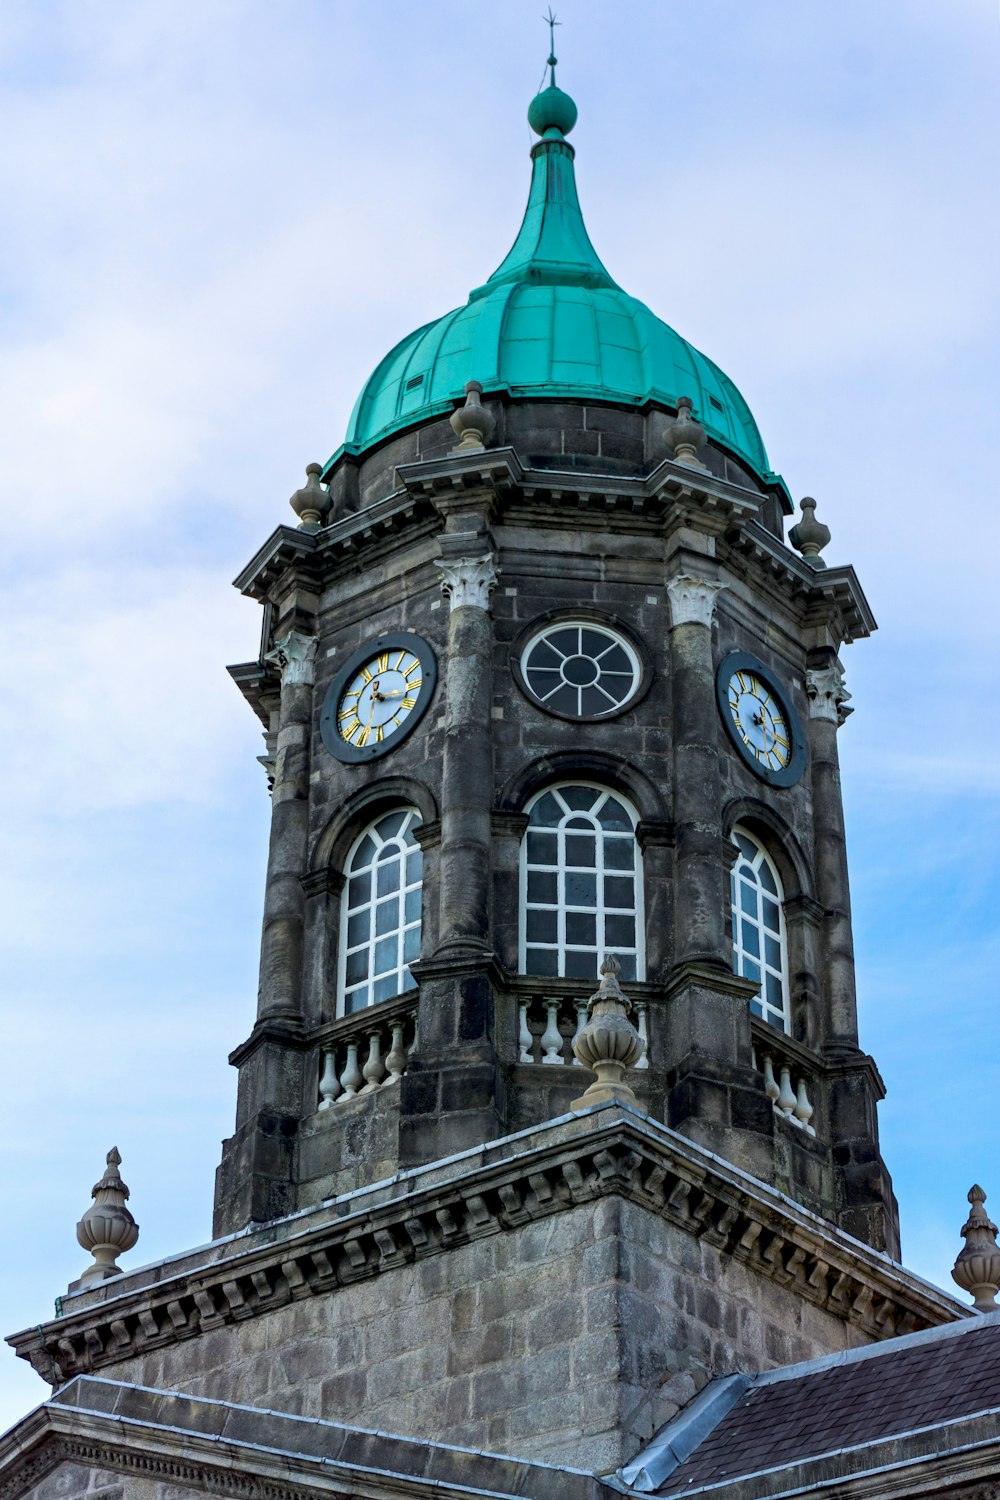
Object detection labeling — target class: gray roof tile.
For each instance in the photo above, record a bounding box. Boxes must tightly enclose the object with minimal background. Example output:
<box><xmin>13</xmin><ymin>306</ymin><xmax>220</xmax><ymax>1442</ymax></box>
<box><xmin>658</xmin><ymin>1320</ymin><xmax>1000</xmax><ymax>1493</ymax></box>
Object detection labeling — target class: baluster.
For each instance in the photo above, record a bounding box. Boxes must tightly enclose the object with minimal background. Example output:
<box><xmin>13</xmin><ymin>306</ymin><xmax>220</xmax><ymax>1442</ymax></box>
<box><xmin>318</xmin><ymin>1047</ymin><xmax>341</xmax><ymax>1110</ymax></box>
<box><xmin>634</xmin><ymin>1000</ymin><xmax>649</xmax><ymax>1069</ymax></box>
<box><xmin>384</xmin><ymin>1021</ymin><xmax>407</xmax><ymax>1084</ymax></box>
<box><xmin>409</xmin><ymin>1007</ymin><xmax>419</xmax><ymax>1056</ymax></box>
<box><xmin>777</xmin><ymin>1065</ymin><xmax>797</xmax><ymax>1117</ymax></box>
<box><xmin>360</xmin><ymin>1029</ymin><xmax>386</xmax><ymax>1093</ymax></box>
<box><xmin>340</xmin><ymin>1041</ymin><xmax>363</xmax><ymax>1099</ymax></box>
<box><xmin>794</xmin><ymin>1075</ymin><xmax>816</xmax><ymax>1136</ymax></box>
<box><xmin>518</xmin><ymin>1000</ymin><xmax>534</xmax><ymax>1063</ymax></box>
<box><xmin>541</xmin><ymin>999</ymin><xmax>564</xmax><ymax>1064</ymax></box>
<box><xmin>751</xmin><ymin>1043</ymin><xmax>758</xmax><ymax>1071</ymax></box>
<box><xmin>572</xmin><ymin>999</ymin><xmax>588</xmax><ymax>1065</ymax></box>
<box><xmin>762</xmin><ymin>1054</ymin><xmax>780</xmax><ymax>1104</ymax></box>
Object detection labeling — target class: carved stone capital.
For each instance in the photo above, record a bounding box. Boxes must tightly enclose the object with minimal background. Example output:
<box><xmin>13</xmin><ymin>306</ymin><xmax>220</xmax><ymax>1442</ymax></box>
<box><xmin>265</xmin><ymin>631</ymin><xmax>317</xmax><ymax>687</ymax></box>
<box><xmin>434</xmin><ymin>554</ymin><xmax>500</xmax><ymax>611</ymax></box>
<box><xmin>666</xmin><ymin>573</ymin><xmax>727</xmax><ymax>629</ymax></box>
<box><xmin>806</xmin><ymin>660</ymin><xmax>852</xmax><ymax>725</ymax></box>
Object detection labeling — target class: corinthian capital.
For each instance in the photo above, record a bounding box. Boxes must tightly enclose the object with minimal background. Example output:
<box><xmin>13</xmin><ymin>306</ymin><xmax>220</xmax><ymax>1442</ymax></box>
<box><xmin>805</xmin><ymin>660</ymin><xmax>852</xmax><ymax>725</ymax></box>
<box><xmin>666</xmin><ymin>573</ymin><xmax>727</xmax><ymax>629</ymax></box>
<box><xmin>434</xmin><ymin>555</ymin><xmax>500</xmax><ymax>611</ymax></box>
<box><xmin>265</xmin><ymin>630</ymin><xmax>317</xmax><ymax>687</ymax></box>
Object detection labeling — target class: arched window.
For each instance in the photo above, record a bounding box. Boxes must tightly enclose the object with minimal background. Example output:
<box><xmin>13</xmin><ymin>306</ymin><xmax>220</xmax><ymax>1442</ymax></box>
<box><xmin>520</xmin><ymin>784</ymin><xmax>643</xmax><ymax>982</ymax></box>
<box><xmin>339</xmin><ymin>808</ymin><xmax>423</xmax><ymax>1015</ymax></box>
<box><xmin>730</xmin><ymin>827</ymin><xmax>788</xmax><ymax>1031</ymax></box>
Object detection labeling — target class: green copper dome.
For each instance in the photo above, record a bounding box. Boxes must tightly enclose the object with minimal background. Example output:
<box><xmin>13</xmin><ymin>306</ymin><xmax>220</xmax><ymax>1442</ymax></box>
<box><xmin>334</xmin><ymin>88</ymin><xmax>775</xmax><ymax>483</ymax></box>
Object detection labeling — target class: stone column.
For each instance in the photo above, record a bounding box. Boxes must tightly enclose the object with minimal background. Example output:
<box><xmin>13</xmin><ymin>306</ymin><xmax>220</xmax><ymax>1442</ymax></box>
<box><xmin>399</xmin><ymin>548</ymin><xmax>502</xmax><ymax>1166</ymax></box>
<box><xmin>257</xmin><ymin>630</ymin><xmax>317</xmax><ymax>1022</ymax></box>
<box><xmin>663</xmin><ymin>573</ymin><xmax>771</xmax><ymax>1176</ymax></box>
<box><xmin>807</xmin><ymin>653</ymin><xmax>899</xmax><ymax>1256</ymax></box>
<box><xmin>805</xmin><ymin>656</ymin><xmax>858</xmax><ymax>1047</ymax></box>
<box><xmin>213</xmin><ymin>630</ymin><xmax>315</xmax><ymax>1237</ymax></box>
<box><xmin>666</xmin><ymin>573</ymin><xmax>729</xmax><ymax>969</ymax></box>
<box><xmin>432</xmin><ymin>553</ymin><xmax>499</xmax><ymax>956</ymax></box>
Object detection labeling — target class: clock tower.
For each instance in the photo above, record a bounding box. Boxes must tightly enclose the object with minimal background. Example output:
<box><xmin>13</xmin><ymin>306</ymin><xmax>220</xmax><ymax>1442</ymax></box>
<box><xmin>216</xmin><ymin>65</ymin><xmax>897</xmax><ymax>1260</ymax></box>
<box><xmin>16</xmin><ymin>62</ymin><xmax>983</xmax><ymax>1495</ymax></box>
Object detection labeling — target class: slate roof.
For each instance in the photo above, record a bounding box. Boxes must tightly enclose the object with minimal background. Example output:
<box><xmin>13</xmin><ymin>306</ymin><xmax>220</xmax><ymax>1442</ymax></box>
<box><xmin>654</xmin><ymin>1314</ymin><xmax>1000</xmax><ymax>1494</ymax></box>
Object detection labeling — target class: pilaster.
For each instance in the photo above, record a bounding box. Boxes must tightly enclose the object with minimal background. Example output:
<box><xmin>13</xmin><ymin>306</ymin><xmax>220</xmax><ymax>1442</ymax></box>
<box><xmin>806</xmin><ymin>650</ymin><xmax>899</xmax><ymax>1254</ymax></box>
<box><xmin>214</xmin><ymin>629</ymin><xmax>316</xmax><ymax>1236</ymax></box>
<box><xmin>399</xmin><ymin>540</ymin><xmax>503</xmax><ymax>1167</ymax></box>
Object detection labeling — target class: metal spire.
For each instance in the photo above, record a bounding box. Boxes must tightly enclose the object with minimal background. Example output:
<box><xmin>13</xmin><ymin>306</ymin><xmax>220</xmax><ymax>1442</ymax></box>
<box><xmin>544</xmin><ymin>7</ymin><xmax>560</xmax><ymax>86</ymax></box>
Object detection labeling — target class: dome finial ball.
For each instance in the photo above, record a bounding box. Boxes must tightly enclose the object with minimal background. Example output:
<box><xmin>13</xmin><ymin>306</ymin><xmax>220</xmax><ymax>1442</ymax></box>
<box><xmin>529</xmin><ymin>9</ymin><xmax>577</xmax><ymax>138</ymax></box>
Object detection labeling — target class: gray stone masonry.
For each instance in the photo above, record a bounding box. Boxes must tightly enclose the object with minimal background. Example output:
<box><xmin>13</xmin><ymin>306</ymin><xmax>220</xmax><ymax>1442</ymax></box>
<box><xmin>1</xmin><ymin>1377</ymin><xmax>619</xmax><ymax>1500</ymax></box>
<box><xmin>219</xmin><ymin>421</ymin><xmax>893</xmax><ymax>1258</ymax></box>
<box><xmin>10</xmin><ymin>1110</ymin><xmax>964</xmax><ymax>1477</ymax></box>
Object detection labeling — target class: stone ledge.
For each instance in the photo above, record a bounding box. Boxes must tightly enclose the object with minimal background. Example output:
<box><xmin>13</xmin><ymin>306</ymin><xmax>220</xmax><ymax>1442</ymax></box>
<box><xmin>8</xmin><ymin>1107</ymin><xmax>966</xmax><ymax>1386</ymax></box>
<box><xmin>0</xmin><ymin>1377</ymin><xmax>616</xmax><ymax>1500</ymax></box>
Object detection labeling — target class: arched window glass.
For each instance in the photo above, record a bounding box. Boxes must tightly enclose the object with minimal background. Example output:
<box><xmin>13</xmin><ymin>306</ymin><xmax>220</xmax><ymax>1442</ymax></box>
<box><xmin>730</xmin><ymin>827</ymin><xmax>788</xmax><ymax>1032</ymax></box>
<box><xmin>339</xmin><ymin>808</ymin><xmax>422</xmax><ymax>1015</ymax></box>
<box><xmin>520</xmin><ymin>784</ymin><xmax>643</xmax><ymax>983</ymax></box>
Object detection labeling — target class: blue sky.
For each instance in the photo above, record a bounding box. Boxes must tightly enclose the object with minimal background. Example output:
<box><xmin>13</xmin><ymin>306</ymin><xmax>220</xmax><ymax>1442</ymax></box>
<box><xmin>1</xmin><ymin>0</ymin><xmax>998</xmax><ymax>1429</ymax></box>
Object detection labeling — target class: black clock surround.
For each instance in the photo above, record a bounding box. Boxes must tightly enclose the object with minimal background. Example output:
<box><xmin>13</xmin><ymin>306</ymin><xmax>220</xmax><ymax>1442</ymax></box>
<box><xmin>716</xmin><ymin>649</ymin><xmax>806</xmax><ymax>788</ymax></box>
<box><xmin>319</xmin><ymin>631</ymin><xmax>437</xmax><ymax>764</ymax></box>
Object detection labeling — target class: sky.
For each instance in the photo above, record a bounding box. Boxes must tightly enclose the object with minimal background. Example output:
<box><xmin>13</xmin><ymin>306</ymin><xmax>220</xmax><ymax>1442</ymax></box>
<box><xmin>1</xmin><ymin>0</ymin><xmax>998</xmax><ymax>1432</ymax></box>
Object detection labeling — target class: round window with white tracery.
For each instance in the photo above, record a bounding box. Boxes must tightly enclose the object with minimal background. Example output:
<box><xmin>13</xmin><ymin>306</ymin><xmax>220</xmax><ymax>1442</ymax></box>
<box><xmin>519</xmin><ymin>622</ymin><xmax>642</xmax><ymax>719</ymax></box>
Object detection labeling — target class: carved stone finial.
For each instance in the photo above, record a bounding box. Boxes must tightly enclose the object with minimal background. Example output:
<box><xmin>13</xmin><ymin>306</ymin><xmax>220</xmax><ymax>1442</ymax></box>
<box><xmin>449</xmin><ymin>381</ymin><xmax>496</xmax><ymax>453</ymax></box>
<box><xmin>570</xmin><ymin>954</ymin><xmax>644</xmax><ymax>1111</ymax></box>
<box><xmin>70</xmin><ymin>1147</ymin><xmax>139</xmax><ymax>1292</ymax></box>
<box><xmin>788</xmin><ymin>496</ymin><xmax>831</xmax><ymax>568</ymax></box>
<box><xmin>805</xmin><ymin>658</ymin><xmax>852</xmax><ymax>725</ymax></box>
<box><xmin>288</xmin><ymin>463</ymin><xmax>331</xmax><ymax>531</ymax></box>
<box><xmin>664</xmin><ymin>396</ymin><xmax>707</xmax><ymax>469</ymax></box>
<box><xmin>952</xmin><ymin>1185</ymin><xmax>1000</xmax><ymax>1312</ymax></box>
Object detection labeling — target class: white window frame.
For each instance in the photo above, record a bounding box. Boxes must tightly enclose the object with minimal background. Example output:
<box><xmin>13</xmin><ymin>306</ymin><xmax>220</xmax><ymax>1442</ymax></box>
<box><xmin>730</xmin><ymin>826</ymin><xmax>790</xmax><ymax>1033</ymax></box>
<box><xmin>337</xmin><ymin>807</ymin><xmax>423</xmax><ymax>1017</ymax></box>
<box><xmin>518</xmin><ymin>782</ymin><xmax>645</xmax><ymax>982</ymax></box>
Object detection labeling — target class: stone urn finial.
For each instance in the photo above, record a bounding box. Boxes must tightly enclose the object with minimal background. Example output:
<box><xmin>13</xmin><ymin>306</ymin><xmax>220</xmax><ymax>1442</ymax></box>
<box><xmin>570</xmin><ymin>954</ymin><xmax>644</xmax><ymax>1111</ymax></box>
<box><xmin>664</xmin><ymin>396</ymin><xmax>707</xmax><ymax>469</ymax></box>
<box><xmin>70</xmin><ymin>1147</ymin><xmax>139</xmax><ymax>1292</ymax></box>
<box><xmin>788</xmin><ymin>496</ymin><xmax>831</xmax><ymax>568</ymax></box>
<box><xmin>449</xmin><ymin>381</ymin><xmax>496</xmax><ymax>452</ymax></box>
<box><xmin>289</xmin><ymin>462</ymin><xmax>331</xmax><ymax>530</ymax></box>
<box><xmin>952</xmin><ymin>1184</ymin><xmax>1000</xmax><ymax>1312</ymax></box>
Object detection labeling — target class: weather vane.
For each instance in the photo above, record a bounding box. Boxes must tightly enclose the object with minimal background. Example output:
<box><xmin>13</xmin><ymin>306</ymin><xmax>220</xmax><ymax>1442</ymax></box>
<box><xmin>544</xmin><ymin>7</ymin><xmax>560</xmax><ymax>86</ymax></box>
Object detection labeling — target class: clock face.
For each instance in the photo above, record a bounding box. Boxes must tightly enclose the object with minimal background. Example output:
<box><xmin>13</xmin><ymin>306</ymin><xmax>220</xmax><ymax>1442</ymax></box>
<box><xmin>716</xmin><ymin>651</ymin><xmax>805</xmax><ymax>788</ymax></box>
<box><xmin>320</xmin><ymin>632</ymin><xmax>437</xmax><ymax>763</ymax></box>
<box><xmin>727</xmin><ymin>668</ymin><xmax>791</xmax><ymax>772</ymax></box>
<box><xmin>338</xmin><ymin>647</ymin><xmax>423</xmax><ymax>749</ymax></box>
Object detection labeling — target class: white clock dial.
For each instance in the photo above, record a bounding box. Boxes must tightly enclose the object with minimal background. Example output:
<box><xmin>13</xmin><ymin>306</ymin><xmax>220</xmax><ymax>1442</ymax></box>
<box><xmin>337</xmin><ymin>648</ymin><xmax>423</xmax><ymax>750</ymax></box>
<box><xmin>727</xmin><ymin>669</ymin><xmax>792</xmax><ymax>772</ymax></box>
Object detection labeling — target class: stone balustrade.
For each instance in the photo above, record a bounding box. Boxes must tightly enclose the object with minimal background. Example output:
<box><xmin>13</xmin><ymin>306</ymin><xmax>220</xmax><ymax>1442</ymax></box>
<box><xmin>317</xmin><ymin>1000</ymin><xmax>418</xmax><ymax>1109</ymax></box>
<box><xmin>751</xmin><ymin>1032</ymin><xmax>817</xmax><ymax>1136</ymax></box>
<box><xmin>516</xmin><ymin>993</ymin><xmax>649</xmax><ymax>1070</ymax></box>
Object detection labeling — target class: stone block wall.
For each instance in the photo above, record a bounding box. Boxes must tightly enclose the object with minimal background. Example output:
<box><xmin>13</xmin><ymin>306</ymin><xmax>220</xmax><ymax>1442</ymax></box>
<box><xmin>96</xmin><ymin>1197</ymin><xmax>869</xmax><ymax>1475</ymax></box>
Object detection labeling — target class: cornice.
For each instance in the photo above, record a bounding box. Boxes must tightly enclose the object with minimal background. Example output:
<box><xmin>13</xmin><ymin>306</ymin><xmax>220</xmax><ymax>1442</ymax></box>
<box><xmin>8</xmin><ymin>1107</ymin><xmax>965</xmax><ymax>1388</ymax></box>
<box><xmin>0</xmin><ymin>1385</ymin><xmax>615</xmax><ymax>1500</ymax></box>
